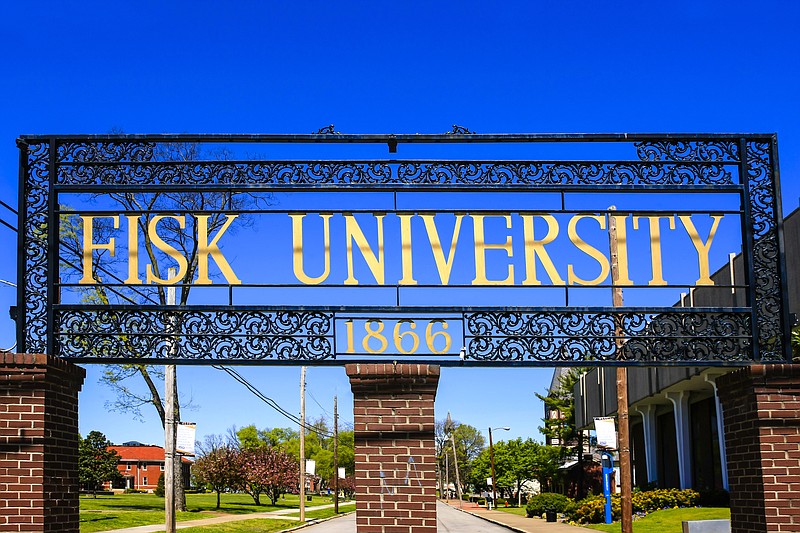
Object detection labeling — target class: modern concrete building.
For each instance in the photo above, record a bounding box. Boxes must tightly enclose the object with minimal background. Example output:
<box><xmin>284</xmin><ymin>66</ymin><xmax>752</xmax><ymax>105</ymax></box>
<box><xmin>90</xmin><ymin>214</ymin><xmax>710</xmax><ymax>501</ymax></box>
<box><xmin>569</xmin><ymin>208</ymin><xmax>800</xmax><ymax>492</ymax></box>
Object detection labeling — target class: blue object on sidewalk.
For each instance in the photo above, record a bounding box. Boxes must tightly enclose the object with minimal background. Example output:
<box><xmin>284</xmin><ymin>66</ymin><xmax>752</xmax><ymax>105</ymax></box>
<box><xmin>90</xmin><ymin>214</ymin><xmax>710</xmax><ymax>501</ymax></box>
<box><xmin>601</xmin><ymin>452</ymin><xmax>615</xmax><ymax>524</ymax></box>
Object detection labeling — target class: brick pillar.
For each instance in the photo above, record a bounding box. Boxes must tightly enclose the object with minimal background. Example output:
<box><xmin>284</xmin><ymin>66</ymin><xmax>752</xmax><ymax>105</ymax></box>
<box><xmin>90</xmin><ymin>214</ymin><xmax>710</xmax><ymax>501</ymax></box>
<box><xmin>0</xmin><ymin>354</ymin><xmax>86</xmax><ymax>533</ymax></box>
<box><xmin>346</xmin><ymin>363</ymin><xmax>439</xmax><ymax>533</ymax></box>
<box><xmin>717</xmin><ymin>364</ymin><xmax>800</xmax><ymax>533</ymax></box>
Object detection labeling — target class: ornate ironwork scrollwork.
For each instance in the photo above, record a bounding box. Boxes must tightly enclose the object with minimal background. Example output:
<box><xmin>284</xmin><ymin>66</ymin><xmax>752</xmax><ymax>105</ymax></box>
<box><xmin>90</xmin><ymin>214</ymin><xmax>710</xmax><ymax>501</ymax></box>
<box><xmin>634</xmin><ymin>140</ymin><xmax>740</xmax><ymax>162</ymax></box>
<box><xmin>57</xmin><ymin>141</ymin><xmax>156</xmax><ymax>163</ymax></box>
<box><xmin>21</xmin><ymin>142</ymin><xmax>50</xmax><ymax>354</ymax></box>
<box><xmin>57</xmin><ymin>161</ymin><xmax>734</xmax><ymax>187</ymax></box>
<box><xmin>54</xmin><ymin>309</ymin><xmax>334</xmax><ymax>362</ymax></box>
<box><xmin>745</xmin><ymin>141</ymin><xmax>785</xmax><ymax>361</ymax></box>
<box><xmin>464</xmin><ymin>311</ymin><xmax>752</xmax><ymax>363</ymax></box>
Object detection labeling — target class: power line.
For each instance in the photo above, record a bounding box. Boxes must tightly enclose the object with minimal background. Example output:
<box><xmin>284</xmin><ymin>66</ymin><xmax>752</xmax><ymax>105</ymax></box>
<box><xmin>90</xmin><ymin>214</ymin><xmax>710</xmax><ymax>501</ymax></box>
<box><xmin>213</xmin><ymin>365</ymin><xmax>334</xmax><ymax>438</ymax></box>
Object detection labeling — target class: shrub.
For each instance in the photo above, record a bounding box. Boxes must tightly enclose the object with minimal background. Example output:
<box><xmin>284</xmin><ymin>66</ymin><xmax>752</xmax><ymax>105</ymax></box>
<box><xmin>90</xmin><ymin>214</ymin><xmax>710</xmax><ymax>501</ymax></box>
<box><xmin>568</xmin><ymin>488</ymin><xmax>701</xmax><ymax>524</ymax></box>
<box><xmin>525</xmin><ymin>493</ymin><xmax>575</xmax><ymax>518</ymax></box>
<box><xmin>154</xmin><ymin>474</ymin><xmax>165</xmax><ymax>497</ymax></box>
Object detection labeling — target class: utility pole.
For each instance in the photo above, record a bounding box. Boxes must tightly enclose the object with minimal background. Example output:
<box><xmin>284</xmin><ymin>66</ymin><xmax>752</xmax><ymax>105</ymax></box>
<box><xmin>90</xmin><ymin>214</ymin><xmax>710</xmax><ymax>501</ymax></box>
<box><xmin>164</xmin><ymin>269</ymin><xmax>176</xmax><ymax>533</ymax></box>
<box><xmin>609</xmin><ymin>208</ymin><xmax>633</xmax><ymax>533</ymax></box>
<box><xmin>333</xmin><ymin>395</ymin><xmax>339</xmax><ymax>514</ymax></box>
<box><xmin>299</xmin><ymin>366</ymin><xmax>306</xmax><ymax>523</ymax></box>
<box><xmin>450</xmin><ymin>433</ymin><xmax>462</xmax><ymax>507</ymax></box>
<box><xmin>445</xmin><ymin>451</ymin><xmax>450</xmax><ymax>501</ymax></box>
<box><xmin>488</xmin><ymin>428</ymin><xmax>496</xmax><ymax>510</ymax></box>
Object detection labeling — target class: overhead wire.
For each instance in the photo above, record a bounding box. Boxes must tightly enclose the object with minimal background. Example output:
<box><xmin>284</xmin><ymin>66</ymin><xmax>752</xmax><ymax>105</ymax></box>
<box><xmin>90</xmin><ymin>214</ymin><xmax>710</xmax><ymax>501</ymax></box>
<box><xmin>213</xmin><ymin>365</ymin><xmax>334</xmax><ymax>438</ymax></box>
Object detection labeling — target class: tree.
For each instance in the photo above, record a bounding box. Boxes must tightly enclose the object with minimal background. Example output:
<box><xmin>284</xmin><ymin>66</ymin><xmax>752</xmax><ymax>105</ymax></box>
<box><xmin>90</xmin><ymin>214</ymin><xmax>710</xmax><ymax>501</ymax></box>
<box><xmin>236</xmin><ymin>447</ymin><xmax>299</xmax><ymax>506</ymax></box>
<box><xmin>79</xmin><ymin>431</ymin><xmax>121</xmax><ymax>497</ymax></box>
<box><xmin>536</xmin><ymin>368</ymin><xmax>585</xmax><ymax>458</ymax></box>
<box><xmin>436</xmin><ymin>417</ymin><xmax>485</xmax><ymax>497</ymax></box>
<box><xmin>194</xmin><ymin>445</ymin><xmax>239</xmax><ymax>509</ymax></box>
<box><xmin>60</xmin><ymin>141</ymin><xmax>269</xmax><ymax>511</ymax></box>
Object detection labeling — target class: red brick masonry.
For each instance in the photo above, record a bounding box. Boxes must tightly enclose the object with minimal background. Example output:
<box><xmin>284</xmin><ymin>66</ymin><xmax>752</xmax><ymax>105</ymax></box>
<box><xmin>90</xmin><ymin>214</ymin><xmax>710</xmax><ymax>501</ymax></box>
<box><xmin>717</xmin><ymin>364</ymin><xmax>800</xmax><ymax>533</ymax></box>
<box><xmin>0</xmin><ymin>354</ymin><xmax>85</xmax><ymax>533</ymax></box>
<box><xmin>347</xmin><ymin>363</ymin><xmax>440</xmax><ymax>533</ymax></box>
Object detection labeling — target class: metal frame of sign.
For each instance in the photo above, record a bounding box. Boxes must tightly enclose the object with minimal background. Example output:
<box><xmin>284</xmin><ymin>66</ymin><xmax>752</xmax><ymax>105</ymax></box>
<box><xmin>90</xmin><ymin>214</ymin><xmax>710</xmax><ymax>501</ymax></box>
<box><xmin>15</xmin><ymin>132</ymin><xmax>791</xmax><ymax>366</ymax></box>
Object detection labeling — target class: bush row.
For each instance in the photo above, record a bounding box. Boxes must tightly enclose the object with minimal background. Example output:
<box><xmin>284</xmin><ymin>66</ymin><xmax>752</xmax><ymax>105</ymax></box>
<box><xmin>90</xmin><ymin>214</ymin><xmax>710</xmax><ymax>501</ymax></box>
<box><xmin>526</xmin><ymin>488</ymin><xmax>704</xmax><ymax>523</ymax></box>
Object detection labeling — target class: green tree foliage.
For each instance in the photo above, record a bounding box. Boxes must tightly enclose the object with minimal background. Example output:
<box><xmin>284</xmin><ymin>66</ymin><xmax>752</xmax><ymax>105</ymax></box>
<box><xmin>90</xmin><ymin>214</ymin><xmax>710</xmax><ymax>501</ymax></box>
<box><xmin>155</xmin><ymin>473</ymin><xmax>165</xmax><ymax>497</ymax></box>
<box><xmin>235</xmin><ymin>422</ymin><xmax>354</xmax><ymax>490</ymax></box>
<box><xmin>468</xmin><ymin>439</ymin><xmax>563</xmax><ymax>499</ymax></box>
<box><xmin>79</xmin><ymin>431</ymin><xmax>121</xmax><ymax>497</ymax></box>
<box><xmin>436</xmin><ymin>418</ymin><xmax>485</xmax><ymax>496</ymax></box>
<box><xmin>535</xmin><ymin>368</ymin><xmax>586</xmax><ymax>460</ymax></box>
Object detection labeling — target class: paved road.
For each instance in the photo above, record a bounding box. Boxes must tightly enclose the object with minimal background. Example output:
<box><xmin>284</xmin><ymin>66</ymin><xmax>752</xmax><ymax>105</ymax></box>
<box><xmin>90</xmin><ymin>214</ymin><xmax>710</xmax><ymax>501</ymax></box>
<box><xmin>301</xmin><ymin>501</ymin><xmax>514</xmax><ymax>532</ymax></box>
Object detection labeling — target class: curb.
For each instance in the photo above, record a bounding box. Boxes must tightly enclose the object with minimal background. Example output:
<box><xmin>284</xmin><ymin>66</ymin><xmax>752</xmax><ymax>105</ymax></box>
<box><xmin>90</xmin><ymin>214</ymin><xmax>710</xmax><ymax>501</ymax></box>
<box><xmin>447</xmin><ymin>504</ymin><xmax>529</xmax><ymax>533</ymax></box>
<box><xmin>282</xmin><ymin>510</ymin><xmax>356</xmax><ymax>532</ymax></box>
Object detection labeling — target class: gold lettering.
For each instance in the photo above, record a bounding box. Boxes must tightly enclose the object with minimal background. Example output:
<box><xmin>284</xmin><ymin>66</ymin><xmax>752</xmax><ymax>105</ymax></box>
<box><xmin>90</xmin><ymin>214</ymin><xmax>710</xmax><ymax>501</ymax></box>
<box><xmin>611</xmin><ymin>214</ymin><xmax>633</xmax><ymax>286</ymax></box>
<box><xmin>679</xmin><ymin>214</ymin><xmax>724</xmax><ymax>286</ymax></box>
<box><xmin>194</xmin><ymin>214</ymin><xmax>241</xmax><ymax>285</ymax></box>
<box><xmin>145</xmin><ymin>215</ymin><xmax>188</xmax><ymax>285</ymax></box>
<box><xmin>344</xmin><ymin>214</ymin><xmax>385</xmax><ymax>285</ymax></box>
<box><xmin>124</xmin><ymin>215</ymin><xmax>142</xmax><ymax>284</ymax></box>
<box><xmin>633</xmin><ymin>215</ymin><xmax>675</xmax><ymax>286</ymax></box>
<box><xmin>290</xmin><ymin>213</ymin><xmax>332</xmax><ymax>285</ymax></box>
<box><xmin>521</xmin><ymin>214</ymin><xmax>565</xmax><ymax>285</ymax></box>
<box><xmin>472</xmin><ymin>214</ymin><xmax>514</xmax><ymax>285</ymax></box>
<box><xmin>79</xmin><ymin>215</ymin><xmax>118</xmax><ymax>284</ymax></box>
<box><xmin>567</xmin><ymin>215</ymin><xmax>610</xmax><ymax>286</ymax></box>
<box><xmin>420</xmin><ymin>214</ymin><xmax>464</xmax><ymax>285</ymax></box>
<box><xmin>398</xmin><ymin>214</ymin><xmax>417</xmax><ymax>285</ymax></box>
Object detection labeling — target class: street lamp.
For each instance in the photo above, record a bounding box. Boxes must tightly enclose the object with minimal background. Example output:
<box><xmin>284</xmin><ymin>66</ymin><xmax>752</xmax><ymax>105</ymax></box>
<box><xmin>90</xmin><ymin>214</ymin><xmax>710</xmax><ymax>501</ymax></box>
<box><xmin>488</xmin><ymin>426</ymin><xmax>510</xmax><ymax>510</ymax></box>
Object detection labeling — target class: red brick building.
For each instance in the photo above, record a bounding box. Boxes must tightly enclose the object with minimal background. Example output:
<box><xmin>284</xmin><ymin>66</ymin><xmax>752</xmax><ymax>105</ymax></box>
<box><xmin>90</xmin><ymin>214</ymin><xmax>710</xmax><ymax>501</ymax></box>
<box><xmin>106</xmin><ymin>442</ymin><xmax>192</xmax><ymax>491</ymax></box>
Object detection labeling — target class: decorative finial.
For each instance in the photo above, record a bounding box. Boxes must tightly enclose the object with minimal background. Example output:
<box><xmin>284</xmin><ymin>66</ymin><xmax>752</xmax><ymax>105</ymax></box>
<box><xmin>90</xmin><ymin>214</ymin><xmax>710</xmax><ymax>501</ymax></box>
<box><xmin>314</xmin><ymin>124</ymin><xmax>340</xmax><ymax>135</ymax></box>
<box><xmin>447</xmin><ymin>125</ymin><xmax>475</xmax><ymax>135</ymax></box>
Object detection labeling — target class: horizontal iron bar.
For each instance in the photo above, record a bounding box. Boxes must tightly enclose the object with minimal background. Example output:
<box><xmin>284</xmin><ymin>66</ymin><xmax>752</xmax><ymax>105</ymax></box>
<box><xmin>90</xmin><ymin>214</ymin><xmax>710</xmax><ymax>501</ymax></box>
<box><xmin>55</xmin><ymin>159</ymin><xmax>741</xmax><ymax>167</ymax></box>
<box><xmin>56</xmin><ymin>282</ymin><xmax>750</xmax><ymax>290</ymax></box>
<box><xmin>18</xmin><ymin>132</ymin><xmax>775</xmax><ymax>143</ymax></box>
<box><xmin>53</xmin><ymin>304</ymin><xmax>752</xmax><ymax>313</ymax></box>
<box><xmin>57</xmin><ymin>356</ymin><xmax>758</xmax><ymax>367</ymax></box>
<box><xmin>53</xmin><ymin>184</ymin><xmax>745</xmax><ymax>193</ymax></box>
<box><xmin>54</xmin><ymin>208</ymin><xmax>745</xmax><ymax>216</ymax></box>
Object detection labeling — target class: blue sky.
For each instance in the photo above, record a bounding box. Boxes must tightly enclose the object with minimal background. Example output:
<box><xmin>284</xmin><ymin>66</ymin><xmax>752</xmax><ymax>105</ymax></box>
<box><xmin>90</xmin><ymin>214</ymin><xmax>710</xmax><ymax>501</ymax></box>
<box><xmin>1</xmin><ymin>1</ymin><xmax>799</xmax><ymax>447</ymax></box>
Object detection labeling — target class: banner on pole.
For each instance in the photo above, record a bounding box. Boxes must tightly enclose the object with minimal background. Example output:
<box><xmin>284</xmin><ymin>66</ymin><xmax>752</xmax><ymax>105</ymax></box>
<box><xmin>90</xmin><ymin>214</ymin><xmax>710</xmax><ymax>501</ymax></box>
<box><xmin>594</xmin><ymin>417</ymin><xmax>617</xmax><ymax>449</ymax></box>
<box><xmin>176</xmin><ymin>422</ymin><xmax>197</xmax><ymax>456</ymax></box>
<box><xmin>338</xmin><ymin>467</ymin><xmax>346</xmax><ymax>479</ymax></box>
<box><xmin>305</xmin><ymin>459</ymin><xmax>316</xmax><ymax>476</ymax></box>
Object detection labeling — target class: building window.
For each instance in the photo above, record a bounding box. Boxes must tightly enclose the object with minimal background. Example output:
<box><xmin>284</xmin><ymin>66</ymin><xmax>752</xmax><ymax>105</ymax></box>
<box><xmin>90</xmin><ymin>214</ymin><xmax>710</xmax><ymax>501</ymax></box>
<box><xmin>126</xmin><ymin>464</ymin><xmax>131</xmax><ymax>470</ymax></box>
<box><xmin>143</xmin><ymin>477</ymin><xmax>148</xmax><ymax>486</ymax></box>
<box><xmin>160</xmin><ymin>464</ymin><xmax>164</xmax><ymax>471</ymax></box>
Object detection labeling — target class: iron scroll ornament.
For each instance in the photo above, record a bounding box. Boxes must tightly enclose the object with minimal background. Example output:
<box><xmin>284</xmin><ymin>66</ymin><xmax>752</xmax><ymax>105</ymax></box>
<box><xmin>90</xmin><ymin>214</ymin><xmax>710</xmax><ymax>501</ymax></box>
<box><xmin>17</xmin><ymin>133</ymin><xmax>791</xmax><ymax>365</ymax></box>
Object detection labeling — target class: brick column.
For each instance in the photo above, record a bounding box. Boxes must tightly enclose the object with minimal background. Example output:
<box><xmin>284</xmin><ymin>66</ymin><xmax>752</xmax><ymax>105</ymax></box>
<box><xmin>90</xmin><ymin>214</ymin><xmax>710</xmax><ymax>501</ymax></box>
<box><xmin>346</xmin><ymin>363</ymin><xmax>439</xmax><ymax>533</ymax></box>
<box><xmin>0</xmin><ymin>354</ymin><xmax>86</xmax><ymax>533</ymax></box>
<box><xmin>717</xmin><ymin>364</ymin><xmax>800</xmax><ymax>533</ymax></box>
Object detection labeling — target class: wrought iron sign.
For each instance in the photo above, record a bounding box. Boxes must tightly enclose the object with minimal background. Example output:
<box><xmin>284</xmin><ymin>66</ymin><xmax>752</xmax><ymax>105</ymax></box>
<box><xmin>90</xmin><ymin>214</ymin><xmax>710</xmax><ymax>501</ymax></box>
<box><xmin>16</xmin><ymin>133</ymin><xmax>791</xmax><ymax>365</ymax></box>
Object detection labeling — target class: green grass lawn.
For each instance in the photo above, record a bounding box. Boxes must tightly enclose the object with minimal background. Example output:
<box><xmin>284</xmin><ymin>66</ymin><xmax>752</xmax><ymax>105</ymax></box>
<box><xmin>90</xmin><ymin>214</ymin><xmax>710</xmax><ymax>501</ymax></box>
<box><xmin>584</xmin><ymin>507</ymin><xmax>731</xmax><ymax>533</ymax></box>
<box><xmin>497</xmin><ymin>506</ymin><xmax>527</xmax><ymax>516</ymax></box>
<box><xmin>80</xmin><ymin>492</ymin><xmax>339</xmax><ymax>533</ymax></box>
<box><xmin>285</xmin><ymin>501</ymin><xmax>356</xmax><ymax>519</ymax></box>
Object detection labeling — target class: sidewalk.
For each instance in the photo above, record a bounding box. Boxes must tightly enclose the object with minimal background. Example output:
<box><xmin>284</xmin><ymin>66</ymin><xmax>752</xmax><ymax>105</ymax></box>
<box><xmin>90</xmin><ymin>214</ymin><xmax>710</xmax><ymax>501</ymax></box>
<box><xmin>443</xmin><ymin>499</ymin><xmax>589</xmax><ymax>533</ymax></box>
<box><xmin>98</xmin><ymin>502</ymin><xmax>353</xmax><ymax>533</ymax></box>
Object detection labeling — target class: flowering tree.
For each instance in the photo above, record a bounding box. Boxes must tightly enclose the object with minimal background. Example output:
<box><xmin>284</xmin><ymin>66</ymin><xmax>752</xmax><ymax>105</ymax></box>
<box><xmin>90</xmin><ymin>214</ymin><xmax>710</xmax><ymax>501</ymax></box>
<box><xmin>193</xmin><ymin>445</ymin><xmax>239</xmax><ymax>509</ymax></box>
<box><xmin>237</xmin><ymin>447</ymin><xmax>299</xmax><ymax>506</ymax></box>
<box><xmin>339</xmin><ymin>475</ymin><xmax>356</xmax><ymax>499</ymax></box>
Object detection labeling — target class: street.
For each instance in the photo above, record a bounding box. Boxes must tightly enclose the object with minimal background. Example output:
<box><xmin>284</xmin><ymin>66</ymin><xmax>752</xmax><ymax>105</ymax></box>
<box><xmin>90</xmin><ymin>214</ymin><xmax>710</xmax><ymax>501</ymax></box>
<box><xmin>302</xmin><ymin>502</ymin><xmax>514</xmax><ymax>532</ymax></box>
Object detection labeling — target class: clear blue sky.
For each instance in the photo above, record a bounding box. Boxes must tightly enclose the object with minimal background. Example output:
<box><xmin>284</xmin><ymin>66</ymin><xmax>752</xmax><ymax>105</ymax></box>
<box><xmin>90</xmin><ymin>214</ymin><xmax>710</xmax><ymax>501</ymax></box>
<box><xmin>1</xmin><ymin>1</ymin><xmax>799</xmax><ymax>447</ymax></box>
